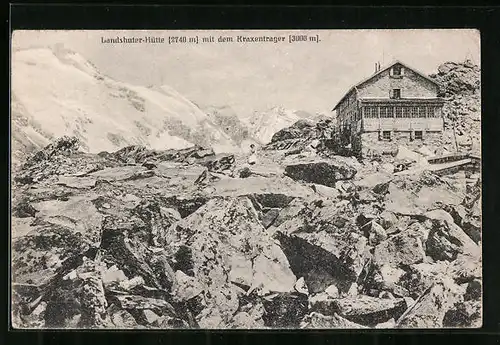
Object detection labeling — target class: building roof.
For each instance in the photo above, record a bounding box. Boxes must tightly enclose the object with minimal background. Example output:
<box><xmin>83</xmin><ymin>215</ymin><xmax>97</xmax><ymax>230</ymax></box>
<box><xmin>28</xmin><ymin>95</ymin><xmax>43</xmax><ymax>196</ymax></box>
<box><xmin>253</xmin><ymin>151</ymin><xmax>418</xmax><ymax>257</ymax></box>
<box><xmin>332</xmin><ymin>60</ymin><xmax>442</xmax><ymax>111</ymax></box>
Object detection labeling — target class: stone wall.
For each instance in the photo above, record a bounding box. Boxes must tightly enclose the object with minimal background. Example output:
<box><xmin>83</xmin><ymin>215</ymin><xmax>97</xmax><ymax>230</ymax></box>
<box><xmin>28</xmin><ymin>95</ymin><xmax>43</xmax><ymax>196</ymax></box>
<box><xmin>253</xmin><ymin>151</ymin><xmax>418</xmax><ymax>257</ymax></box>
<box><xmin>357</xmin><ymin>131</ymin><xmax>444</xmax><ymax>159</ymax></box>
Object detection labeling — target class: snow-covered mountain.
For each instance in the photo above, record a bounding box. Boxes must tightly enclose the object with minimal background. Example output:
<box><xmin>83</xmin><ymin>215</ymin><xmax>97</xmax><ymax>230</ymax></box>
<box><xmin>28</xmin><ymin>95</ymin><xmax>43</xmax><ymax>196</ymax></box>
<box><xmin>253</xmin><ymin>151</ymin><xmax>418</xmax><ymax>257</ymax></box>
<box><xmin>244</xmin><ymin>107</ymin><xmax>316</xmax><ymax>145</ymax></box>
<box><xmin>11</xmin><ymin>46</ymin><xmax>239</xmax><ymax>165</ymax></box>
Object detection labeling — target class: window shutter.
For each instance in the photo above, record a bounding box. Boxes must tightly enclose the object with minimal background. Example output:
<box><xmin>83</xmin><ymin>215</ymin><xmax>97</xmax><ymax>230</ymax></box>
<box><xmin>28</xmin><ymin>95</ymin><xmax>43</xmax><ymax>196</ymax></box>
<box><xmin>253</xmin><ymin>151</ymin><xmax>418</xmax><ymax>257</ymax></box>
<box><xmin>389</xmin><ymin>67</ymin><xmax>394</xmax><ymax>76</ymax></box>
<box><xmin>401</xmin><ymin>67</ymin><xmax>405</xmax><ymax>76</ymax></box>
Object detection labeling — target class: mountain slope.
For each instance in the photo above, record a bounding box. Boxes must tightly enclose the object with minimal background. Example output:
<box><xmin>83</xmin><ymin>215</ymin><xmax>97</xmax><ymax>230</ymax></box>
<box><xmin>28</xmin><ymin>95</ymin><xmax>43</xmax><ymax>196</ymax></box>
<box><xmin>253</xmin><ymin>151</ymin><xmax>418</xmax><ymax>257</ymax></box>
<box><xmin>244</xmin><ymin>107</ymin><xmax>305</xmax><ymax>145</ymax></box>
<box><xmin>11</xmin><ymin>46</ymin><xmax>237</xmax><ymax>165</ymax></box>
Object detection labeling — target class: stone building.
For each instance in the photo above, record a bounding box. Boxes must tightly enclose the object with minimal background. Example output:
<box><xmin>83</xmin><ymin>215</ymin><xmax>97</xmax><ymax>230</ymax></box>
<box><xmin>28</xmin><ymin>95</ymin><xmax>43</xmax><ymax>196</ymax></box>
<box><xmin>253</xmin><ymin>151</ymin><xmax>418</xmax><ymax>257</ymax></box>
<box><xmin>332</xmin><ymin>60</ymin><xmax>445</xmax><ymax>158</ymax></box>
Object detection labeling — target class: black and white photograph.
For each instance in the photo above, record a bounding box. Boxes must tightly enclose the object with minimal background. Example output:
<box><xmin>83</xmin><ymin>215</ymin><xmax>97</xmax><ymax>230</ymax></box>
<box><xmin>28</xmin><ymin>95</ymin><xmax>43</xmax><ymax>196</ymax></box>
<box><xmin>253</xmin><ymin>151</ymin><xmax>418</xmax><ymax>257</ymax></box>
<box><xmin>10</xmin><ymin>29</ymin><xmax>481</xmax><ymax>329</ymax></box>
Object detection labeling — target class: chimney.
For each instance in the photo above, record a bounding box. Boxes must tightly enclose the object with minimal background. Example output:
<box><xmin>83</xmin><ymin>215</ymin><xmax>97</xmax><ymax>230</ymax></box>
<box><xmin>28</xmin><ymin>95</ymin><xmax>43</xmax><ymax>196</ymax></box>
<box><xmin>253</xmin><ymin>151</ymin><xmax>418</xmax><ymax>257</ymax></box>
<box><xmin>375</xmin><ymin>63</ymin><xmax>378</xmax><ymax>73</ymax></box>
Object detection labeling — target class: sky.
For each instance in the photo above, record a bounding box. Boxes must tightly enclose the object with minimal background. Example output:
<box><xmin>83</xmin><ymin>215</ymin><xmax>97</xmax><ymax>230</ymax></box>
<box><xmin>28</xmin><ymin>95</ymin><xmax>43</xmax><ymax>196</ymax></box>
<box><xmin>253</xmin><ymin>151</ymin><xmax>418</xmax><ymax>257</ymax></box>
<box><xmin>12</xmin><ymin>29</ymin><xmax>480</xmax><ymax>117</ymax></box>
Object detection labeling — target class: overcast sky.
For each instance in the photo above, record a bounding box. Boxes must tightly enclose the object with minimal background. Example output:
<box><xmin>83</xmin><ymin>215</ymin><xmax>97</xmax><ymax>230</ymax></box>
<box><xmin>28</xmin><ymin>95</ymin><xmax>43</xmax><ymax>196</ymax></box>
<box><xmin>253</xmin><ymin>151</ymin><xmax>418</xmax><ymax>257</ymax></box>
<box><xmin>12</xmin><ymin>29</ymin><xmax>480</xmax><ymax>116</ymax></box>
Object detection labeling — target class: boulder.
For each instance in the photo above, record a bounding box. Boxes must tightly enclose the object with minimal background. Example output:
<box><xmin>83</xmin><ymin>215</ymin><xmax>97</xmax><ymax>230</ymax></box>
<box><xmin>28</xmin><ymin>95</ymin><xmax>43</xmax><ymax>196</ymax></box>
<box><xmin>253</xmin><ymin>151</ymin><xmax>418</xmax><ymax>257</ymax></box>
<box><xmin>12</xmin><ymin>222</ymin><xmax>94</xmax><ymax>287</ymax></box>
<box><xmin>373</xmin><ymin>232</ymin><xmax>425</xmax><ymax>268</ymax></box>
<box><xmin>98</xmin><ymin>217</ymin><xmax>168</xmax><ymax>290</ymax></box>
<box><xmin>325</xmin><ymin>284</ymin><xmax>340</xmax><ymax>298</ymax></box>
<box><xmin>108</xmin><ymin>306</ymin><xmax>139</xmax><ymax>328</ymax></box>
<box><xmin>384</xmin><ymin>172</ymin><xmax>465</xmax><ymax>215</ymax></box>
<box><xmin>12</xmin><ymin>201</ymin><xmax>38</xmax><ymax>218</ymax></box>
<box><xmin>198</xmin><ymin>154</ymin><xmax>235</xmax><ymax>172</ymax></box>
<box><xmin>261</xmin><ymin>208</ymin><xmax>281</xmax><ymax>229</ymax></box>
<box><xmin>443</xmin><ymin>300</ymin><xmax>482</xmax><ymax>328</ymax></box>
<box><xmin>310</xmin><ymin>295</ymin><xmax>408</xmax><ymax>327</ymax></box>
<box><xmin>261</xmin><ymin>292</ymin><xmax>308</xmax><ymax>328</ymax></box>
<box><xmin>300</xmin><ymin>312</ymin><xmax>367</xmax><ymax>329</ymax></box>
<box><xmin>284</xmin><ymin>159</ymin><xmax>357</xmax><ymax>187</ymax></box>
<box><xmin>41</xmin><ymin>258</ymin><xmax>112</xmax><ymax>329</ymax></box>
<box><xmin>397</xmin><ymin>279</ymin><xmax>466</xmax><ymax>328</ymax></box>
<box><xmin>294</xmin><ymin>277</ymin><xmax>309</xmax><ymax>295</ymax></box>
<box><xmin>167</xmin><ymin>197</ymin><xmax>296</xmax><ymax>327</ymax></box>
<box><xmin>426</xmin><ymin>218</ymin><xmax>480</xmax><ymax>261</ymax></box>
<box><xmin>464</xmin><ymin>279</ymin><xmax>481</xmax><ymax>301</ymax></box>
<box><xmin>398</xmin><ymin>261</ymin><xmax>450</xmax><ymax>299</ymax></box>
<box><xmin>275</xmin><ymin>230</ymin><xmax>368</xmax><ymax>294</ymax></box>
<box><xmin>142</xmin><ymin>309</ymin><xmax>161</xmax><ymax>325</ymax></box>
<box><xmin>101</xmin><ymin>265</ymin><xmax>128</xmax><ymax>286</ymax></box>
<box><xmin>367</xmin><ymin>221</ymin><xmax>387</xmax><ymax>246</ymax></box>
<box><xmin>448</xmin><ymin>252</ymin><xmax>482</xmax><ymax>284</ymax></box>
<box><xmin>377</xmin><ymin>211</ymin><xmax>399</xmax><ymax>230</ymax></box>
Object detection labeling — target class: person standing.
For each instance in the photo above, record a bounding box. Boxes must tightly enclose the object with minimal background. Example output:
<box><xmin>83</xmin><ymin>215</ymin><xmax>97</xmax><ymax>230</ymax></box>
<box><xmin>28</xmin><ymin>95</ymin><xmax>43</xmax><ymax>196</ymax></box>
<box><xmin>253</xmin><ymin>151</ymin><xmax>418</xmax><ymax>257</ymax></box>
<box><xmin>248</xmin><ymin>143</ymin><xmax>258</xmax><ymax>165</ymax></box>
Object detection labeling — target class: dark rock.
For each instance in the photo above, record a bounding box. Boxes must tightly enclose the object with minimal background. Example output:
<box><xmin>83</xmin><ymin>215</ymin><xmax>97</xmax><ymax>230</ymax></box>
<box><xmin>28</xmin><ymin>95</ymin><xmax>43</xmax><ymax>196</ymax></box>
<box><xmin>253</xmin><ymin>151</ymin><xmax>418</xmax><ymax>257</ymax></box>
<box><xmin>464</xmin><ymin>279</ymin><xmax>481</xmax><ymax>301</ymax></box>
<box><xmin>133</xmin><ymin>200</ymin><xmax>181</xmax><ymax>247</ymax></box>
<box><xmin>98</xmin><ymin>217</ymin><xmax>167</xmax><ymax>290</ymax></box>
<box><xmin>443</xmin><ymin>300</ymin><xmax>481</xmax><ymax>328</ymax></box>
<box><xmin>261</xmin><ymin>208</ymin><xmax>281</xmax><ymax>229</ymax></box>
<box><xmin>13</xmin><ymin>201</ymin><xmax>38</xmax><ymax>218</ymax></box>
<box><xmin>239</xmin><ymin>167</ymin><xmax>252</xmax><ymax>178</ymax></box>
<box><xmin>142</xmin><ymin>161</ymin><xmax>157</xmax><ymax>170</ymax></box>
<box><xmin>310</xmin><ymin>294</ymin><xmax>408</xmax><ymax>327</ymax></box>
<box><xmin>173</xmin><ymin>245</ymin><xmax>195</xmax><ymax>277</ymax></box>
<box><xmin>253</xmin><ymin>193</ymin><xmax>295</xmax><ymax>209</ymax></box>
<box><xmin>12</xmin><ymin>223</ymin><xmax>93</xmax><ymax>286</ymax></box>
<box><xmin>42</xmin><ymin>258</ymin><xmax>112</xmax><ymax>329</ymax></box>
<box><xmin>261</xmin><ymin>292</ymin><xmax>308</xmax><ymax>328</ymax></box>
<box><xmin>284</xmin><ymin>160</ymin><xmax>357</xmax><ymax>187</ymax></box>
<box><xmin>162</xmin><ymin>195</ymin><xmax>209</xmax><ymax>218</ymax></box>
<box><xmin>275</xmin><ymin>231</ymin><xmax>367</xmax><ymax>294</ymax></box>
<box><xmin>191</xmin><ymin>148</ymin><xmax>215</xmax><ymax>159</ymax></box>
<box><xmin>198</xmin><ymin>154</ymin><xmax>235</xmax><ymax>172</ymax></box>
<box><xmin>270</xmin><ymin>119</ymin><xmax>317</xmax><ymax>143</ymax></box>
<box><xmin>426</xmin><ymin>218</ymin><xmax>479</xmax><ymax>261</ymax></box>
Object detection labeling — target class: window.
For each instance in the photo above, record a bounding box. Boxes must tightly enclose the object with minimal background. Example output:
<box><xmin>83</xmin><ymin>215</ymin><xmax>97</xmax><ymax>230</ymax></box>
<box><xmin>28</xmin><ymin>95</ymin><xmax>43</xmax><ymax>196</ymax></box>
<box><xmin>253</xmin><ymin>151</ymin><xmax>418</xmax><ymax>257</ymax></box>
<box><xmin>415</xmin><ymin>131</ymin><xmax>423</xmax><ymax>140</ymax></box>
<box><xmin>379</xmin><ymin>106</ymin><xmax>395</xmax><ymax>118</ymax></box>
<box><xmin>391</xmin><ymin>89</ymin><xmax>401</xmax><ymax>99</ymax></box>
<box><xmin>410</xmin><ymin>107</ymin><xmax>419</xmax><ymax>118</ymax></box>
<box><xmin>426</xmin><ymin>107</ymin><xmax>433</xmax><ymax>118</ymax></box>
<box><xmin>418</xmin><ymin>107</ymin><xmax>427</xmax><ymax>118</ymax></box>
<box><xmin>393</xmin><ymin>65</ymin><xmax>402</xmax><ymax>76</ymax></box>
<box><xmin>365</xmin><ymin>106</ymin><xmax>378</xmax><ymax>118</ymax></box>
<box><xmin>380</xmin><ymin>106</ymin><xmax>387</xmax><ymax>118</ymax></box>
<box><xmin>382</xmin><ymin>131</ymin><xmax>391</xmax><ymax>140</ymax></box>
<box><xmin>395</xmin><ymin>107</ymin><xmax>403</xmax><ymax>118</ymax></box>
<box><xmin>402</xmin><ymin>107</ymin><xmax>411</xmax><ymax>118</ymax></box>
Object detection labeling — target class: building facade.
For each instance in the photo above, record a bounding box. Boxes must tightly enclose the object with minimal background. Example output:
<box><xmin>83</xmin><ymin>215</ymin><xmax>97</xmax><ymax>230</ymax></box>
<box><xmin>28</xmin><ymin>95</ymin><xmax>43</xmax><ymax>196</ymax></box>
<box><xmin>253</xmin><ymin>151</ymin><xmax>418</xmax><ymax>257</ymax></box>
<box><xmin>333</xmin><ymin>61</ymin><xmax>445</xmax><ymax>158</ymax></box>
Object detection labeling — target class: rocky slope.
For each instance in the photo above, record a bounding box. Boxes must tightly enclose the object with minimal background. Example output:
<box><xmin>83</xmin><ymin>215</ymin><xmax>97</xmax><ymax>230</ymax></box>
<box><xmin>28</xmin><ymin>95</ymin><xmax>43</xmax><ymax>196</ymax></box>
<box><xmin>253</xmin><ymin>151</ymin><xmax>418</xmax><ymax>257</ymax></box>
<box><xmin>11</xmin><ymin>46</ymin><xmax>240</xmax><ymax>169</ymax></box>
<box><xmin>11</xmin><ymin>135</ymin><xmax>481</xmax><ymax>329</ymax></box>
<box><xmin>429</xmin><ymin>60</ymin><xmax>481</xmax><ymax>154</ymax></box>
